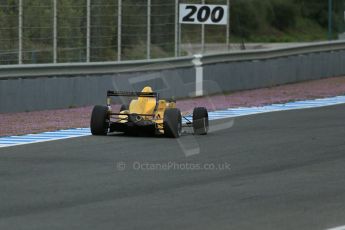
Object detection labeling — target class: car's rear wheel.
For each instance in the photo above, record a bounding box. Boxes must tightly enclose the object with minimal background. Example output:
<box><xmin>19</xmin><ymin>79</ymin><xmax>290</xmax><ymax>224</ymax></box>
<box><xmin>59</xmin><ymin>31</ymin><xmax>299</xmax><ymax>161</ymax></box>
<box><xmin>193</xmin><ymin>107</ymin><xmax>209</xmax><ymax>135</ymax></box>
<box><xmin>90</xmin><ymin>105</ymin><xmax>109</xmax><ymax>135</ymax></box>
<box><xmin>164</xmin><ymin>108</ymin><xmax>182</xmax><ymax>138</ymax></box>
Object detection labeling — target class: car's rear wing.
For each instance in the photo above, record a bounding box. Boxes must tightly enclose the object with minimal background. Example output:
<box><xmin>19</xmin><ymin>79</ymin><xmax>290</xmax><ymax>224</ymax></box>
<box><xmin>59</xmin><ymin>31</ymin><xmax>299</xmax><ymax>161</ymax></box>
<box><xmin>107</xmin><ymin>90</ymin><xmax>158</xmax><ymax>98</ymax></box>
<box><xmin>106</xmin><ymin>90</ymin><xmax>159</xmax><ymax>108</ymax></box>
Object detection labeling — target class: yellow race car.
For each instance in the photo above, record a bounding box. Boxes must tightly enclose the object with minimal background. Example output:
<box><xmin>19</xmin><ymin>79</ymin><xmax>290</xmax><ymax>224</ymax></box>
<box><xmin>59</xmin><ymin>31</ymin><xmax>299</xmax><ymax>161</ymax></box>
<box><xmin>90</xmin><ymin>86</ymin><xmax>208</xmax><ymax>138</ymax></box>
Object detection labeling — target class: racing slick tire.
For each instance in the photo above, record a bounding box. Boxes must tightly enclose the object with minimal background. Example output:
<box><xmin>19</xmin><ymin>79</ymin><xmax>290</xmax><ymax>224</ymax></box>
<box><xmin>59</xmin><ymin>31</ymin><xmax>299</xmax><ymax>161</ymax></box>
<box><xmin>90</xmin><ymin>105</ymin><xmax>109</xmax><ymax>135</ymax></box>
<box><xmin>163</xmin><ymin>108</ymin><xmax>182</xmax><ymax>138</ymax></box>
<box><xmin>193</xmin><ymin>107</ymin><xmax>209</xmax><ymax>135</ymax></box>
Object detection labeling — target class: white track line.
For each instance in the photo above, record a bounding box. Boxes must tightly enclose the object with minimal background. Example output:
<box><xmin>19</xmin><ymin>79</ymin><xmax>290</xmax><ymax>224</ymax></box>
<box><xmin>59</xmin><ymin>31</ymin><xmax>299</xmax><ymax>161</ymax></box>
<box><xmin>1</xmin><ymin>95</ymin><xmax>345</xmax><ymax>148</ymax></box>
<box><xmin>326</xmin><ymin>225</ymin><xmax>345</xmax><ymax>230</ymax></box>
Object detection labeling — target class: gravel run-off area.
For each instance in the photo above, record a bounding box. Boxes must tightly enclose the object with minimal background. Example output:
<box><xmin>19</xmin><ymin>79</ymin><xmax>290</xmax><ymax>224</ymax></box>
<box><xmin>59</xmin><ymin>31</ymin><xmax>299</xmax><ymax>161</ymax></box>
<box><xmin>1</xmin><ymin>76</ymin><xmax>345</xmax><ymax>137</ymax></box>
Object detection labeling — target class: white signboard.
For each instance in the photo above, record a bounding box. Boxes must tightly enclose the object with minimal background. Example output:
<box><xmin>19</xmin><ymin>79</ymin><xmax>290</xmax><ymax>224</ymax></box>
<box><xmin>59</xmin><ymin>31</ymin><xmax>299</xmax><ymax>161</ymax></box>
<box><xmin>179</xmin><ymin>4</ymin><xmax>228</xmax><ymax>25</ymax></box>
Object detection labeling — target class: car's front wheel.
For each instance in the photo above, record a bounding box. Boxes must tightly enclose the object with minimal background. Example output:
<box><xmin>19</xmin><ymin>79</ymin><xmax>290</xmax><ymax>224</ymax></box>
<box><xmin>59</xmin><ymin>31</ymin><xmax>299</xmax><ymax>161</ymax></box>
<box><xmin>163</xmin><ymin>108</ymin><xmax>182</xmax><ymax>138</ymax></box>
<box><xmin>90</xmin><ymin>105</ymin><xmax>109</xmax><ymax>135</ymax></box>
<box><xmin>193</xmin><ymin>107</ymin><xmax>209</xmax><ymax>135</ymax></box>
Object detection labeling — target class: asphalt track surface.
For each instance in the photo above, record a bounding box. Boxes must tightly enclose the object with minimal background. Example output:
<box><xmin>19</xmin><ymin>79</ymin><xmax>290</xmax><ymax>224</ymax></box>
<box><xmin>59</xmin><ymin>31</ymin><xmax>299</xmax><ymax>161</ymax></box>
<box><xmin>0</xmin><ymin>104</ymin><xmax>345</xmax><ymax>230</ymax></box>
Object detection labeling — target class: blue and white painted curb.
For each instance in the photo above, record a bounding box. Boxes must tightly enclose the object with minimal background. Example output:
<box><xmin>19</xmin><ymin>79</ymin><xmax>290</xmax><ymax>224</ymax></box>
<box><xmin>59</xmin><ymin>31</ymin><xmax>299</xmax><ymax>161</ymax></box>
<box><xmin>1</xmin><ymin>95</ymin><xmax>345</xmax><ymax>148</ymax></box>
<box><xmin>185</xmin><ymin>95</ymin><xmax>345</xmax><ymax>121</ymax></box>
<box><xmin>0</xmin><ymin>128</ymin><xmax>91</xmax><ymax>148</ymax></box>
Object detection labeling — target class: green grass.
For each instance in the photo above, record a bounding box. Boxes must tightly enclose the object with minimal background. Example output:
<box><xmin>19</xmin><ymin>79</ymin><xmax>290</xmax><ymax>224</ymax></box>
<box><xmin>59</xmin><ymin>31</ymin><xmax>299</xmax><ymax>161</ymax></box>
<box><xmin>231</xmin><ymin>16</ymin><xmax>329</xmax><ymax>43</ymax></box>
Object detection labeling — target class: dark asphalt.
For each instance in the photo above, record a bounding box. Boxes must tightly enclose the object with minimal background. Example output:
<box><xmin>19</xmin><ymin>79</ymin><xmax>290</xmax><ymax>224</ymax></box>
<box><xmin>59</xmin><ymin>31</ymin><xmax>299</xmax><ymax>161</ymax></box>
<box><xmin>1</xmin><ymin>104</ymin><xmax>345</xmax><ymax>230</ymax></box>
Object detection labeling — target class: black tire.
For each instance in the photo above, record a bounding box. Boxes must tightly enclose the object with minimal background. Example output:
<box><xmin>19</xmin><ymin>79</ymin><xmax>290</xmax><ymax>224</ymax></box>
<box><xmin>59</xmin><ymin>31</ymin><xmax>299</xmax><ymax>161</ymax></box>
<box><xmin>193</xmin><ymin>107</ymin><xmax>209</xmax><ymax>135</ymax></box>
<box><xmin>90</xmin><ymin>105</ymin><xmax>109</xmax><ymax>135</ymax></box>
<box><xmin>120</xmin><ymin>104</ymin><xmax>128</xmax><ymax>112</ymax></box>
<box><xmin>163</xmin><ymin>108</ymin><xmax>182</xmax><ymax>138</ymax></box>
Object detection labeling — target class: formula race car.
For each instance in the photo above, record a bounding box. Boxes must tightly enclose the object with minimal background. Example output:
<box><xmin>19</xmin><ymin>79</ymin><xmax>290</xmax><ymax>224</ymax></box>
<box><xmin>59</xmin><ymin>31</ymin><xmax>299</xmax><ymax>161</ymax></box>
<box><xmin>90</xmin><ymin>86</ymin><xmax>209</xmax><ymax>138</ymax></box>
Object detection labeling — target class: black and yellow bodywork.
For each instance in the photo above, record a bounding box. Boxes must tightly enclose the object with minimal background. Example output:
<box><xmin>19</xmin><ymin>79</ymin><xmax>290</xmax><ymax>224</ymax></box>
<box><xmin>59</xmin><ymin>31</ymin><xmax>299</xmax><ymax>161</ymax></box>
<box><xmin>90</xmin><ymin>86</ymin><xmax>209</xmax><ymax>138</ymax></box>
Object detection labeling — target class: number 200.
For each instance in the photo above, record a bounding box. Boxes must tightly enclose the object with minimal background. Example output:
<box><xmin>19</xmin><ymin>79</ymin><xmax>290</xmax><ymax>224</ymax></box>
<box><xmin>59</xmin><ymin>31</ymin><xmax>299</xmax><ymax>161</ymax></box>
<box><xmin>182</xmin><ymin>5</ymin><xmax>224</xmax><ymax>23</ymax></box>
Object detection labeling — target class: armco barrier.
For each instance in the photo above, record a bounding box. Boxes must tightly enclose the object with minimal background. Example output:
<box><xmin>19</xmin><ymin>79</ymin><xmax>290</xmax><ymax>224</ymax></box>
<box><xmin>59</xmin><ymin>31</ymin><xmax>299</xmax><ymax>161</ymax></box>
<box><xmin>1</xmin><ymin>41</ymin><xmax>345</xmax><ymax>113</ymax></box>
